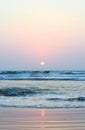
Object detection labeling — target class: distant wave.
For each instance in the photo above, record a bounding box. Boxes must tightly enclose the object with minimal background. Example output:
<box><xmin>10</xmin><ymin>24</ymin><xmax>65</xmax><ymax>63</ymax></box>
<box><xmin>0</xmin><ymin>70</ymin><xmax>85</xmax><ymax>74</ymax></box>
<box><xmin>0</xmin><ymin>71</ymin><xmax>22</xmax><ymax>74</ymax></box>
<box><xmin>0</xmin><ymin>70</ymin><xmax>85</xmax><ymax>81</ymax></box>
<box><xmin>0</xmin><ymin>70</ymin><xmax>50</xmax><ymax>75</ymax></box>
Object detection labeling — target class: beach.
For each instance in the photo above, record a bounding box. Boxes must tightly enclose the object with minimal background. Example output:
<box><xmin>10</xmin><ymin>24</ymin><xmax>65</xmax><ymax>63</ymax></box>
<box><xmin>0</xmin><ymin>108</ymin><xmax>85</xmax><ymax>130</ymax></box>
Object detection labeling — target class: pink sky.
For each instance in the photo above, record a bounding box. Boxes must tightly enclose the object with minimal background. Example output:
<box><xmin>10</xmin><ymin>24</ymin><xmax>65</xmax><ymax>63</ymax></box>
<box><xmin>0</xmin><ymin>0</ymin><xmax>85</xmax><ymax>70</ymax></box>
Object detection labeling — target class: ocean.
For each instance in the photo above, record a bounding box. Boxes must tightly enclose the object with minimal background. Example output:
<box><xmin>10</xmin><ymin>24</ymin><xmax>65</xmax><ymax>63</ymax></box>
<box><xmin>0</xmin><ymin>70</ymin><xmax>85</xmax><ymax>108</ymax></box>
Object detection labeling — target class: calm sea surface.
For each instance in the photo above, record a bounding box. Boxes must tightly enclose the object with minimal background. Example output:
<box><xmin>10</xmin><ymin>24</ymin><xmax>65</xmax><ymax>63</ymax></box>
<box><xmin>0</xmin><ymin>70</ymin><xmax>85</xmax><ymax>108</ymax></box>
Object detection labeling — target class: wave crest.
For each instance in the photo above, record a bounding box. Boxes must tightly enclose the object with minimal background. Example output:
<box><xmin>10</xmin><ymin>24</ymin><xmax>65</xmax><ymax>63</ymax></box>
<box><xmin>47</xmin><ymin>97</ymin><xmax>85</xmax><ymax>102</ymax></box>
<box><xmin>0</xmin><ymin>88</ymin><xmax>39</xmax><ymax>96</ymax></box>
<box><xmin>0</xmin><ymin>87</ymin><xmax>52</xmax><ymax>97</ymax></box>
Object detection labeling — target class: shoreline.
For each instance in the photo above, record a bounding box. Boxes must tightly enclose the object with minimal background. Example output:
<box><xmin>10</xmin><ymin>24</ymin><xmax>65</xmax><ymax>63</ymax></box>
<box><xmin>0</xmin><ymin>108</ymin><xmax>85</xmax><ymax>130</ymax></box>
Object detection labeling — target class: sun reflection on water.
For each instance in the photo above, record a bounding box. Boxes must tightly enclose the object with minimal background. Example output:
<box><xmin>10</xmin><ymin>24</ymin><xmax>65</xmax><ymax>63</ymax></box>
<box><xmin>40</xmin><ymin>109</ymin><xmax>45</xmax><ymax>129</ymax></box>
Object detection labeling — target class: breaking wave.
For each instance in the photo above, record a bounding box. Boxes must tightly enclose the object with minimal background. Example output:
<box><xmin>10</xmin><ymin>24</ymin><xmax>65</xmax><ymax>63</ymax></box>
<box><xmin>0</xmin><ymin>87</ymin><xmax>55</xmax><ymax>97</ymax></box>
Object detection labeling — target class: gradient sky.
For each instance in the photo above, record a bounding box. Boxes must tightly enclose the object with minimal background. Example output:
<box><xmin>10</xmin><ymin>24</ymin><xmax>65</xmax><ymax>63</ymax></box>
<box><xmin>0</xmin><ymin>0</ymin><xmax>85</xmax><ymax>70</ymax></box>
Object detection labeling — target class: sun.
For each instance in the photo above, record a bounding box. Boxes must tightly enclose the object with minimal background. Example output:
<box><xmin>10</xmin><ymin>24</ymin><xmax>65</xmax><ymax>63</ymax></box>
<box><xmin>40</xmin><ymin>61</ymin><xmax>45</xmax><ymax>66</ymax></box>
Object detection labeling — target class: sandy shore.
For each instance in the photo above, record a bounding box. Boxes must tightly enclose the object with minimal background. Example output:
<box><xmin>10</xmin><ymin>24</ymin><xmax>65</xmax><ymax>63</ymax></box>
<box><xmin>0</xmin><ymin>108</ymin><xmax>85</xmax><ymax>130</ymax></box>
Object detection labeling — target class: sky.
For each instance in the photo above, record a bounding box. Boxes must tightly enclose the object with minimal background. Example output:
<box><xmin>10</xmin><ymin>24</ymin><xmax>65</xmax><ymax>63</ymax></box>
<box><xmin>0</xmin><ymin>0</ymin><xmax>85</xmax><ymax>70</ymax></box>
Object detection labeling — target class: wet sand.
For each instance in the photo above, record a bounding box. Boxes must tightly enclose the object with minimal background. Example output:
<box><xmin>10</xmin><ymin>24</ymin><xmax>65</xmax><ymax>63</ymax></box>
<box><xmin>0</xmin><ymin>108</ymin><xmax>85</xmax><ymax>130</ymax></box>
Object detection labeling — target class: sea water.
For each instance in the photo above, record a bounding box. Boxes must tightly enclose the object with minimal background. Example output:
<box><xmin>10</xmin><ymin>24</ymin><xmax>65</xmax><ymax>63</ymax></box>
<box><xmin>0</xmin><ymin>70</ymin><xmax>85</xmax><ymax>108</ymax></box>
